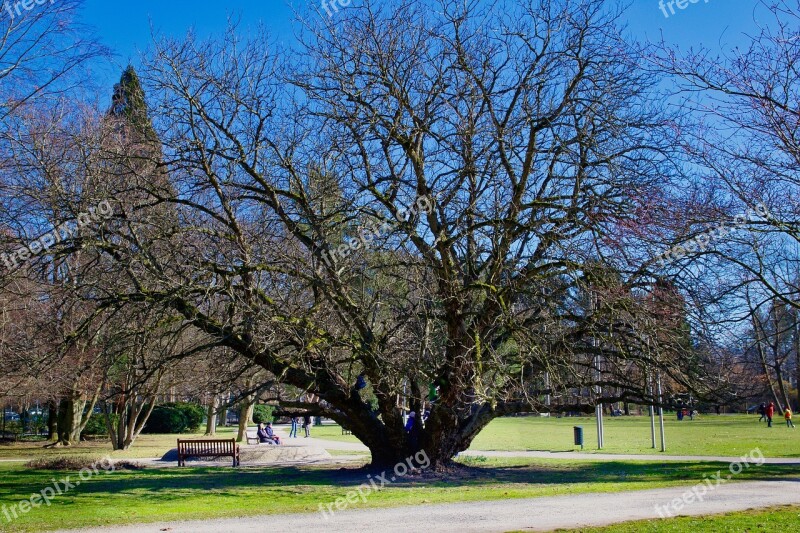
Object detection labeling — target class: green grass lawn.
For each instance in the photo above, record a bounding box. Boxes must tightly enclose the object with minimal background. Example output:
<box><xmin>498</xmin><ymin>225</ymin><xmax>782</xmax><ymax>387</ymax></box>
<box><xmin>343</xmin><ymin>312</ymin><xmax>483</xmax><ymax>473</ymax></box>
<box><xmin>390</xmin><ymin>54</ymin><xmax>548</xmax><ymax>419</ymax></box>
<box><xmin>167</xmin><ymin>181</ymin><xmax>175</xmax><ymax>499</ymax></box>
<box><xmin>561</xmin><ymin>505</ymin><xmax>800</xmax><ymax>532</ymax></box>
<box><xmin>303</xmin><ymin>423</ymin><xmax>361</xmax><ymax>443</ymax></box>
<box><xmin>0</xmin><ymin>416</ymin><xmax>797</xmax><ymax>532</ymax></box>
<box><xmin>468</xmin><ymin>414</ymin><xmax>800</xmax><ymax>457</ymax></box>
<box><xmin>308</xmin><ymin>414</ymin><xmax>800</xmax><ymax>458</ymax></box>
<box><xmin>2</xmin><ymin>415</ymin><xmax>796</xmax><ymax>464</ymax></box>
<box><xmin>0</xmin><ymin>458</ymin><xmax>796</xmax><ymax>532</ymax></box>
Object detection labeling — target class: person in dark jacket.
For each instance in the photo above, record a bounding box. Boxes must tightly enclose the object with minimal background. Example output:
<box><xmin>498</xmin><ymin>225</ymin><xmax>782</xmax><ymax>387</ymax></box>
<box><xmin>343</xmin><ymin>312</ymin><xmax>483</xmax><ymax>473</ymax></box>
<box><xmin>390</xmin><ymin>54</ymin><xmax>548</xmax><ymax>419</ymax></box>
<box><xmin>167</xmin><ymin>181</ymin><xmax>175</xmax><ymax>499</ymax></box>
<box><xmin>303</xmin><ymin>414</ymin><xmax>312</xmax><ymax>438</ymax></box>
<box><xmin>405</xmin><ymin>411</ymin><xmax>420</xmax><ymax>451</ymax></box>
<box><xmin>256</xmin><ymin>423</ymin><xmax>272</xmax><ymax>444</ymax></box>
<box><xmin>265</xmin><ymin>422</ymin><xmax>281</xmax><ymax>445</ymax></box>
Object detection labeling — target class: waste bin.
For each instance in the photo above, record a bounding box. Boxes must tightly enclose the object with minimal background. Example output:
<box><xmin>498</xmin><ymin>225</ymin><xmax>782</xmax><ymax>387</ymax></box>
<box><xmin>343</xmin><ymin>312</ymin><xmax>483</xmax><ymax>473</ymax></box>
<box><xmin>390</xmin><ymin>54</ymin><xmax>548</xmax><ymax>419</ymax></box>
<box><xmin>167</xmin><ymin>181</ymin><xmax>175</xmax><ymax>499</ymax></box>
<box><xmin>573</xmin><ymin>426</ymin><xmax>584</xmax><ymax>449</ymax></box>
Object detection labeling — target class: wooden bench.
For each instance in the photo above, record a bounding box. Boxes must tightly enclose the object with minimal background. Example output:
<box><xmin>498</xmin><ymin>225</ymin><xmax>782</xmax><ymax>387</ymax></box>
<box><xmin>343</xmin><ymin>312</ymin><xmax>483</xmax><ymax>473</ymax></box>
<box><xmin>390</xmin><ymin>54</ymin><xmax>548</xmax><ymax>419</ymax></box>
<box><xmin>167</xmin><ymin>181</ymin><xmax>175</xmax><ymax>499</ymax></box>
<box><xmin>177</xmin><ymin>439</ymin><xmax>240</xmax><ymax>467</ymax></box>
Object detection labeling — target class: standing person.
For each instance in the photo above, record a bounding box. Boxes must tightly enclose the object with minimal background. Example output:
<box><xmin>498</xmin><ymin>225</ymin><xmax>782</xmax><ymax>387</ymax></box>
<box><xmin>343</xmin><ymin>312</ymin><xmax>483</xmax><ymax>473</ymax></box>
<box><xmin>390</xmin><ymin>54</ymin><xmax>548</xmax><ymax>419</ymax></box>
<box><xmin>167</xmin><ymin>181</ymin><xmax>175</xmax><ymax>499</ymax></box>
<box><xmin>405</xmin><ymin>411</ymin><xmax>419</xmax><ymax>451</ymax></box>
<box><xmin>303</xmin><ymin>414</ymin><xmax>311</xmax><ymax>438</ymax></box>
<box><xmin>785</xmin><ymin>407</ymin><xmax>795</xmax><ymax>428</ymax></box>
<box><xmin>766</xmin><ymin>402</ymin><xmax>775</xmax><ymax>428</ymax></box>
<box><xmin>758</xmin><ymin>403</ymin><xmax>766</xmax><ymax>423</ymax></box>
<box><xmin>289</xmin><ymin>416</ymin><xmax>298</xmax><ymax>438</ymax></box>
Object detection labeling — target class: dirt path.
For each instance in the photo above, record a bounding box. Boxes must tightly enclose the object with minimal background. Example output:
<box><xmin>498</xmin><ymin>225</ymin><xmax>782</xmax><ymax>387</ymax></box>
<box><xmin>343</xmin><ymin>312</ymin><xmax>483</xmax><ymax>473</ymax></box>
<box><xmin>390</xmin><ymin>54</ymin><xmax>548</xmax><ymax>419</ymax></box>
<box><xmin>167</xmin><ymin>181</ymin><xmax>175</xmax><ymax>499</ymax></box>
<box><xmin>57</xmin><ymin>480</ymin><xmax>800</xmax><ymax>533</ymax></box>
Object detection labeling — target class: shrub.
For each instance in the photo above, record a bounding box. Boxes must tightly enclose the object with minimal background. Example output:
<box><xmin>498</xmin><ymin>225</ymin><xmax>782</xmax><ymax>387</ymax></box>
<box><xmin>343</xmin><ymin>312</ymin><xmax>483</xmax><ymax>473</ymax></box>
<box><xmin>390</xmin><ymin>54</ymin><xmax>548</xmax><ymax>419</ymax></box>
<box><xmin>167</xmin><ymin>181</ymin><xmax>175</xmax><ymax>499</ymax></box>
<box><xmin>165</xmin><ymin>402</ymin><xmax>204</xmax><ymax>432</ymax></box>
<box><xmin>26</xmin><ymin>457</ymin><xmax>143</xmax><ymax>471</ymax></box>
<box><xmin>142</xmin><ymin>406</ymin><xmax>188</xmax><ymax>434</ymax></box>
<box><xmin>29</xmin><ymin>414</ymin><xmax>48</xmax><ymax>435</ymax></box>
<box><xmin>2</xmin><ymin>421</ymin><xmax>22</xmax><ymax>438</ymax></box>
<box><xmin>252</xmin><ymin>404</ymin><xmax>275</xmax><ymax>424</ymax></box>
<box><xmin>82</xmin><ymin>413</ymin><xmax>116</xmax><ymax>437</ymax></box>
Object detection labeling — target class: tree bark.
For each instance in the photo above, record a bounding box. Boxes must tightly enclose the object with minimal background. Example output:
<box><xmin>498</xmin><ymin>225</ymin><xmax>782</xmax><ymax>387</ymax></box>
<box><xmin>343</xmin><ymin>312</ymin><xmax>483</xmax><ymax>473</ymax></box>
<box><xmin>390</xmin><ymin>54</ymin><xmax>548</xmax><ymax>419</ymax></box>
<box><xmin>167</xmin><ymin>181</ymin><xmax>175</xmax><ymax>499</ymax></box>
<box><xmin>47</xmin><ymin>400</ymin><xmax>58</xmax><ymax>441</ymax></box>
<box><xmin>205</xmin><ymin>396</ymin><xmax>218</xmax><ymax>436</ymax></box>
<box><xmin>752</xmin><ymin>314</ymin><xmax>784</xmax><ymax>412</ymax></box>
<box><xmin>237</xmin><ymin>394</ymin><xmax>255</xmax><ymax>443</ymax></box>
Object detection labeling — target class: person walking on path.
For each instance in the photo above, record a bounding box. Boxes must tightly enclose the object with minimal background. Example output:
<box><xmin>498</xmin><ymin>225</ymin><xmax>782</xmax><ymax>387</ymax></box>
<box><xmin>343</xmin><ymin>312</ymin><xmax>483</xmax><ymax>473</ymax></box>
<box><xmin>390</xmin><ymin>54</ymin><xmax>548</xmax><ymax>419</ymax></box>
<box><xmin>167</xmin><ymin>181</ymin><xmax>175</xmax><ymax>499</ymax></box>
<box><xmin>758</xmin><ymin>403</ymin><xmax>767</xmax><ymax>423</ymax></box>
<box><xmin>289</xmin><ymin>416</ymin><xmax>299</xmax><ymax>438</ymax></box>
<box><xmin>303</xmin><ymin>414</ymin><xmax>312</xmax><ymax>437</ymax></box>
<box><xmin>766</xmin><ymin>402</ymin><xmax>775</xmax><ymax>428</ymax></box>
<box><xmin>785</xmin><ymin>407</ymin><xmax>795</xmax><ymax>428</ymax></box>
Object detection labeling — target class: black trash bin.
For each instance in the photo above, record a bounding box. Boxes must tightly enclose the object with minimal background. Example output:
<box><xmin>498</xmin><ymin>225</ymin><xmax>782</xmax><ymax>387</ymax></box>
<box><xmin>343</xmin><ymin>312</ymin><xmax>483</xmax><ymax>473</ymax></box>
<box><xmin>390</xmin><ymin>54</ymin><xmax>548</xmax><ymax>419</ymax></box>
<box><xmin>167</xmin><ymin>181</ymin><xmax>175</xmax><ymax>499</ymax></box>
<box><xmin>573</xmin><ymin>426</ymin><xmax>584</xmax><ymax>449</ymax></box>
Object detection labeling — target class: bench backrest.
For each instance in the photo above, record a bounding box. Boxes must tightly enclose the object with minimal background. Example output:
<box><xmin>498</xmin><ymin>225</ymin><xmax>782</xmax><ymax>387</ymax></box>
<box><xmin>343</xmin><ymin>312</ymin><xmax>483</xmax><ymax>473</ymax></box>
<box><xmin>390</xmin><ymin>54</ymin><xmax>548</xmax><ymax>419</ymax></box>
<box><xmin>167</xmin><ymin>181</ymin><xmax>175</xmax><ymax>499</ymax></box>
<box><xmin>177</xmin><ymin>439</ymin><xmax>237</xmax><ymax>456</ymax></box>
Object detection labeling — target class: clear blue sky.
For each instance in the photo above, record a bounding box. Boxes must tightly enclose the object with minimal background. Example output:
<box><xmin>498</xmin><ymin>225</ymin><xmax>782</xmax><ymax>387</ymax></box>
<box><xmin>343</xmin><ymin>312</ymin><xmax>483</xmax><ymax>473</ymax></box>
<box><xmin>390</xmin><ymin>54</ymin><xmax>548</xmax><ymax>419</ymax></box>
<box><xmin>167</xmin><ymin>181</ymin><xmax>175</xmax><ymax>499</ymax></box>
<box><xmin>79</xmin><ymin>0</ymin><xmax>766</xmax><ymax>93</ymax></box>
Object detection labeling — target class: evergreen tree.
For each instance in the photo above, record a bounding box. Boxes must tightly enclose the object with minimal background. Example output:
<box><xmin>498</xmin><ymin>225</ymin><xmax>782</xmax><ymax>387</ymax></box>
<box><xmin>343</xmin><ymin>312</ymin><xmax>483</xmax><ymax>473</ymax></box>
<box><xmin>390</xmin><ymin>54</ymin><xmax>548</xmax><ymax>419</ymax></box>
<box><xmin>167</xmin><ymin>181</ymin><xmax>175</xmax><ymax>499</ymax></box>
<box><xmin>110</xmin><ymin>66</ymin><xmax>157</xmax><ymax>143</ymax></box>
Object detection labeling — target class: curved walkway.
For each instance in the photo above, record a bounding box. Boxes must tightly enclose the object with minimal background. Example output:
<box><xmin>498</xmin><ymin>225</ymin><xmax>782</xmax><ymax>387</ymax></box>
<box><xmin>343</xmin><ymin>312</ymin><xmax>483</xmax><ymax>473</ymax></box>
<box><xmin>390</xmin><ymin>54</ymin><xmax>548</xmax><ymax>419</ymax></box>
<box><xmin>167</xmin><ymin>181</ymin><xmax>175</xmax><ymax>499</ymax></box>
<box><xmin>57</xmin><ymin>479</ymin><xmax>800</xmax><ymax>533</ymax></box>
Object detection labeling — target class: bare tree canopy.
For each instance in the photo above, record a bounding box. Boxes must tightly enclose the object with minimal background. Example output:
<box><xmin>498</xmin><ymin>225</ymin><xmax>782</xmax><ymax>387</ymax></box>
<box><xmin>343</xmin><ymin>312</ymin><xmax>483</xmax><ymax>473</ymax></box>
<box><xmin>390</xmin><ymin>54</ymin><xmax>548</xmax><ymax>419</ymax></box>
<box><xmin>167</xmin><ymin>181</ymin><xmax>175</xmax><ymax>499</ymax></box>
<box><xmin>1</xmin><ymin>0</ymin><xmax>796</xmax><ymax>466</ymax></box>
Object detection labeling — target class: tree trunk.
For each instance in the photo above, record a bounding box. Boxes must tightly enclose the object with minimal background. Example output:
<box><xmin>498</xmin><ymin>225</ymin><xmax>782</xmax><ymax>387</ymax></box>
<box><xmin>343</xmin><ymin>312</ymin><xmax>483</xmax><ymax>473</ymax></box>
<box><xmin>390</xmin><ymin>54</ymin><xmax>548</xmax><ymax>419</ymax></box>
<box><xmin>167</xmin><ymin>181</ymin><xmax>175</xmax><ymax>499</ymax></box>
<box><xmin>56</xmin><ymin>397</ymin><xmax>83</xmax><ymax>446</ymax></box>
<box><xmin>237</xmin><ymin>396</ymin><xmax>255</xmax><ymax>443</ymax></box>
<box><xmin>205</xmin><ymin>396</ymin><xmax>218</xmax><ymax>436</ymax></box>
<box><xmin>54</xmin><ymin>385</ymin><xmax>101</xmax><ymax>447</ymax></box>
<box><xmin>773</xmin><ymin>363</ymin><xmax>789</xmax><ymax>413</ymax></box>
<box><xmin>103</xmin><ymin>402</ymin><xmax>122</xmax><ymax>451</ymax></box>
<box><xmin>122</xmin><ymin>396</ymin><xmax>156</xmax><ymax>450</ymax></box>
<box><xmin>752</xmin><ymin>314</ymin><xmax>784</xmax><ymax>412</ymax></box>
<box><xmin>236</xmin><ymin>377</ymin><xmax>257</xmax><ymax>442</ymax></box>
<box><xmin>106</xmin><ymin>394</ymin><xmax>156</xmax><ymax>451</ymax></box>
<box><xmin>217</xmin><ymin>395</ymin><xmax>226</xmax><ymax>427</ymax></box>
<box><xmin>47</xmin><ymin>400</ymin><xmax>58</xmax><ymax>441</ymax></box>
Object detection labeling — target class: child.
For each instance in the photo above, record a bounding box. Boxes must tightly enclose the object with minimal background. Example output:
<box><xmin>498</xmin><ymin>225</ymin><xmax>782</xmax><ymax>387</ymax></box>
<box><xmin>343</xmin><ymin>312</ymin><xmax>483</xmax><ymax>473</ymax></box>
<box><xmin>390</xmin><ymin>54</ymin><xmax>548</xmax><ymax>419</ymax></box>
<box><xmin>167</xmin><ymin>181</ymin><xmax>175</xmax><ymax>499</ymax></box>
<box><xmin>785</xmin><ymin>407</ymin><xmax>795</xmax><ymax>429</ymax></box>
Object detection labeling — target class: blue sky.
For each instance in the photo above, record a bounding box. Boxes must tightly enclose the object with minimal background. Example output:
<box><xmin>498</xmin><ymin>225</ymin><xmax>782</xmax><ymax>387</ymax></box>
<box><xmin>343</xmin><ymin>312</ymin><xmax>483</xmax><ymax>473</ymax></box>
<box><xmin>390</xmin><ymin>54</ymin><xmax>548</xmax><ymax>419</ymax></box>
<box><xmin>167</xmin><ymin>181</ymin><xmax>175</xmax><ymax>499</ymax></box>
<box><xmin>79</xmin><ymin>0</ymin><xmax>764</xmax><ymax>92</ymax></box>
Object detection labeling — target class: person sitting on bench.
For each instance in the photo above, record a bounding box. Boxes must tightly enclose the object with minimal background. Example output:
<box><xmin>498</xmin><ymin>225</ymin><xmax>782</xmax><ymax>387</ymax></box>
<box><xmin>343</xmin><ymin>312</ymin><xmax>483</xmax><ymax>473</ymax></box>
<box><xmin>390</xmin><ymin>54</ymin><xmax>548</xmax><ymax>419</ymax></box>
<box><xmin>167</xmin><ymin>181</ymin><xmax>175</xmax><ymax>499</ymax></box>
<box><xmin>256</xmin><ymin>423</ymin><xmax>277</xmax><ymax>445</ymax></box>
<box><xmin>264</xmin><ymin>422</ymin><xmax>281</xmax><ymax>445</ymax></box>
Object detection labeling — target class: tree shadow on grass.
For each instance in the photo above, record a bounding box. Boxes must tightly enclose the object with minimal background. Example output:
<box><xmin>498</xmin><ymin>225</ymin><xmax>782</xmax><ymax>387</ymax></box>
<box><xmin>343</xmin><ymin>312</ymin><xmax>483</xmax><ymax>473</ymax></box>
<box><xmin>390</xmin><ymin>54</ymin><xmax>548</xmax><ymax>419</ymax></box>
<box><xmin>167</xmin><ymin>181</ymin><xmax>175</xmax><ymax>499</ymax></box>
<box><xmin>3</xmin><ymin>460</ymin><xmax>797</xmax><ymax>503</ymax></box>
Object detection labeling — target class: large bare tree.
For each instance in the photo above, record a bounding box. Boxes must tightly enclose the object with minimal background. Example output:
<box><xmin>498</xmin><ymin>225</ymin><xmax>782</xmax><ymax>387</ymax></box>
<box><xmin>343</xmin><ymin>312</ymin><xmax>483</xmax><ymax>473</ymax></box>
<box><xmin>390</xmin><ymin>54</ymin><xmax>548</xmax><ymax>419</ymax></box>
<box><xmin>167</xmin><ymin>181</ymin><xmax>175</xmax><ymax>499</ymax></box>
<box><xmin>70</xmin><ymin>0</ymin><xmax>716</xmax><ymax>468</ymax></box>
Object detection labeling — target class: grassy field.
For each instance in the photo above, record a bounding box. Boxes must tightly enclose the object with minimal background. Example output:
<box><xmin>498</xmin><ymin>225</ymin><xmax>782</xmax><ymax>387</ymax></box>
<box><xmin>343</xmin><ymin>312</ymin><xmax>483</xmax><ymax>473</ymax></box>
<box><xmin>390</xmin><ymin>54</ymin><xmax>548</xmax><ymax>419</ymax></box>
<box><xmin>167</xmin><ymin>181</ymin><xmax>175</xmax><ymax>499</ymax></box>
<box><xmin>307</xmin><ymin>414</ymin><xmax>800</xmax><ymax>458</ymax></box>
<box><xmin>470</xmin><ymin>414</ymin><xmax>800</xmax><ymax>457</ymax></box>
<box><xmin>0</xmin><ymin>427</ymin><xmax>241</xmax><ymax>461</ymax></box>
<box><xmin>2</xmin><ymin>415</ymin><xmax>795</xmax><ymax>463</ymax></box>
<box><xmin>562</xmin><ymin>505</ymin><xmax>800</xmax><ymax>532</ymax></box>
<box><xmin>0</xmin><ymin>458</ymin><xmax>797</xmax><ymax>532</ymax></box>
<box><xmin>0</xmin><ymin>416</ymin><xmax>797</xmax><ymax>531</ymax></box>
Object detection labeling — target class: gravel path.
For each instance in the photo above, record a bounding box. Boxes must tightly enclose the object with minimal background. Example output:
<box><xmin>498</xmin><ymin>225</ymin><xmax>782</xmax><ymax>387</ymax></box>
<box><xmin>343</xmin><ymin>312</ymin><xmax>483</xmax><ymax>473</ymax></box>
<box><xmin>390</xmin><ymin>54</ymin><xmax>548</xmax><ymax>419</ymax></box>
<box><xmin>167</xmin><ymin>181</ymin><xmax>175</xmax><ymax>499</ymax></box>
<box><xmin>56</xmin><ymin>480</ymin><xmax>800</xmax><ymax>533</ymax></box>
